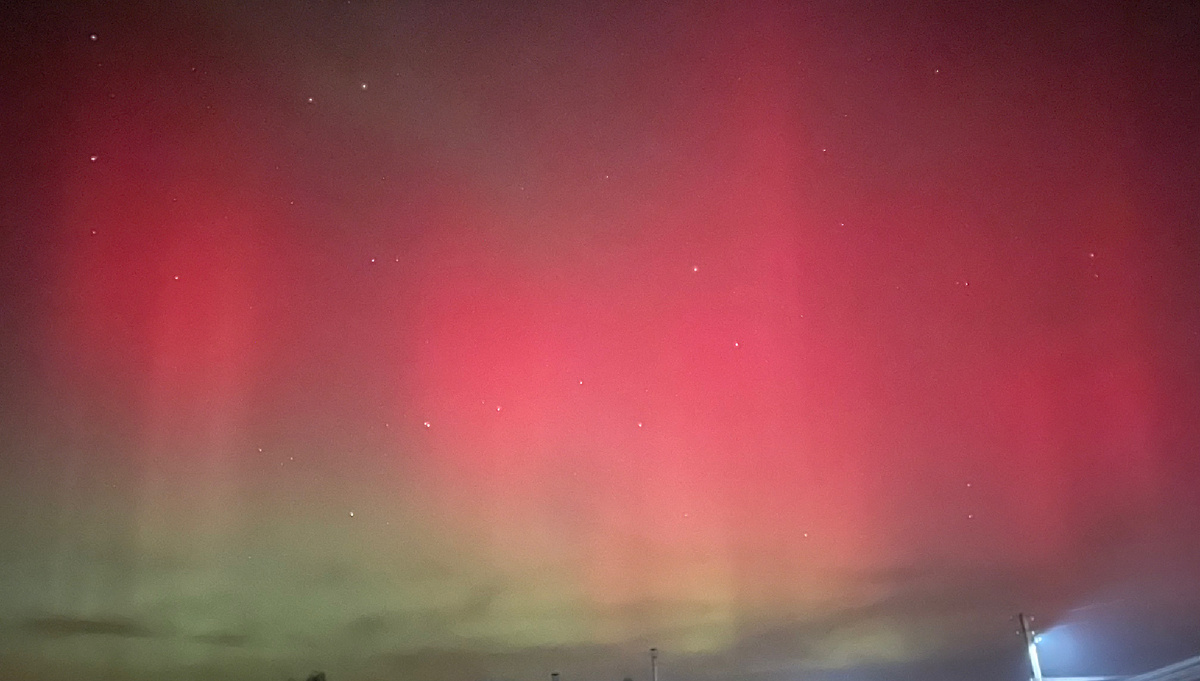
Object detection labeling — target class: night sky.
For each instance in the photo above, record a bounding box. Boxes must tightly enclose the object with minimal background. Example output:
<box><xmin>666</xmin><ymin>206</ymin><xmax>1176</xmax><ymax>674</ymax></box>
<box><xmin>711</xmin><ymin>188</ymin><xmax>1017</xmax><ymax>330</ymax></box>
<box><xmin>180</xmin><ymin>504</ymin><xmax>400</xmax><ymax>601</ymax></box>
<box><xmin>2</xmin><ymin>2</ymin><xmax>1200</xmax><ymax>680</ymax></box>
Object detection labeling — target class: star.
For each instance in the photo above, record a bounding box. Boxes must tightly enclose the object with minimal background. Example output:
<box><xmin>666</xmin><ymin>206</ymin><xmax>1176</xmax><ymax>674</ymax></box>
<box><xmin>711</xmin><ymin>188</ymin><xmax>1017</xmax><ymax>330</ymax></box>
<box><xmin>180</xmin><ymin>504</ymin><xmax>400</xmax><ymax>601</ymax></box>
<box><xmin>692</xmin><ymin>265</ymin><xmax>699</xmax><ymax>272</ymax></box>
<box><xmin>361</xmin><ymin>83</ymin><xmax>368</xmax><ymax>90</ymax></box>
<box><xmin>423</xmin><ymin>421</ymin><xmax>431</xmax><ymax>428</ymax></box>
<box><xmin>89</xmin><ymin>155</ymin><xmax>97</xmax><ymax>162</ymax></box>
<box><xmin>349</xmin><ymin>511</ymin><xmax>355</xmax><ymax>517</ymax></box>
<box><xmin>89</xmin><ymin>33</ymin><xmax>97</xmax><ymax>41</ymax></box>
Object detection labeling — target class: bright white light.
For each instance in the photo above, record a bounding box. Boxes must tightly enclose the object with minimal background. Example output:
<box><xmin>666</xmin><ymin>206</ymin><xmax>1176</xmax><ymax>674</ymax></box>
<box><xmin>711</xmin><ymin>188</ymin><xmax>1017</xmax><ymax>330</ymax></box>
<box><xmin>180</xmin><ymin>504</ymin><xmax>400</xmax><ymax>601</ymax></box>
<box><xmin>1032</xmin><ymin>623</ymin><xmax>1082</xmax><ymax>673</ymax></box>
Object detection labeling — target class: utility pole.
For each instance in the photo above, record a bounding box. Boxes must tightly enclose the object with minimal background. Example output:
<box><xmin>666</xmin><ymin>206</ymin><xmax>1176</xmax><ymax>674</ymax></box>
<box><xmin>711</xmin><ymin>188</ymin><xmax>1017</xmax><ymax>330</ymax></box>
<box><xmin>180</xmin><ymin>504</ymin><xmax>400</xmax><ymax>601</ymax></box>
<box><xmin>1018</xmin><ymin>613</ymin><xmax>1044</xmax><ymax>681</ymax></box>
<box><xmin>650</xmin><ymin>648</ymin><xmax>658</xmax><ymax>681</ymax></box>
<box><xmin>552</xmin><ymin>672</ymin><xmax>560</xmax><ymax>681</ymax></box>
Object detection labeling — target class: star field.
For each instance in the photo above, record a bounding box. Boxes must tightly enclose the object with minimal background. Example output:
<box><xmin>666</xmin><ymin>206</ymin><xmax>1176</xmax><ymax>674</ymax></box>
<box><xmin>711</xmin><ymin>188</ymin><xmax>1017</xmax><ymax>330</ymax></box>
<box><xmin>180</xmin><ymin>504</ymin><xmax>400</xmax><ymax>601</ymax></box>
<box><xmin>1</xmin><ymin>2</ymin><xmax>1200</xmax><ymax>681</ymax></box>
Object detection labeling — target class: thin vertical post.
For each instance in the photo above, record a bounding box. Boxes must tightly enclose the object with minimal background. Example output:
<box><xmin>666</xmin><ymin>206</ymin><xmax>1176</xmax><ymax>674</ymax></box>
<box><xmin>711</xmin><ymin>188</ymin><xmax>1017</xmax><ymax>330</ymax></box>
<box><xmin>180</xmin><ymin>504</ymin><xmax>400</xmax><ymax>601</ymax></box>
<box><xmin>1018</xmin><ymin>613</ymin><xmax>1043</xmax><ymax>681</ymax></box>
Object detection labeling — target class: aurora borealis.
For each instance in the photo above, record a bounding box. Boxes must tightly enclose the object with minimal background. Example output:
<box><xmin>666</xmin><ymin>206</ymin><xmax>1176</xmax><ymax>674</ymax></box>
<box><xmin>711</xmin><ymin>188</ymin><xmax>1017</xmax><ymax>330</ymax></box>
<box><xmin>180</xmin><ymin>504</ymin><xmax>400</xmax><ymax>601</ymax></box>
<box><xmin>2</xmin><ymin>1</ymin><xmax>1199</xmax><ymax>680</ymax></box>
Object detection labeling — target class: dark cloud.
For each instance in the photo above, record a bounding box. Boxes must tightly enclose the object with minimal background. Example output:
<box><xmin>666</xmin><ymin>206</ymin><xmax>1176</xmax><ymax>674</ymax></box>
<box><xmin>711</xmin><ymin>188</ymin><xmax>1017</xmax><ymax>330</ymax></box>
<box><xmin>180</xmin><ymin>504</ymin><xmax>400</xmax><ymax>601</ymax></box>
<box><xmin>341</xmin><ymin>582</ymin><xmax>503</xmax><ymax>645</ymax></box>
<box><xmin>193</xmin><ymin>631</ymin><xmax>251</xmax><ymax>647</ymax></box>
<box><xmin>20</xmin><ymin>614</ymin><xmax>155</xmax><ymax>639</ymax></box>
<box><xmin>344</xmin><ymin>612</ymin><xmax>398</xmax><ymax>640</ymax></box>
<box><xmin>460</xmin><ymin>583</ymin><xmax>504</xmax><ymax>621</ymax></box>
<box><xmin>341</xmin><ymin>609</ymin><xmax>453</xmax><ymax>650</ymax></box>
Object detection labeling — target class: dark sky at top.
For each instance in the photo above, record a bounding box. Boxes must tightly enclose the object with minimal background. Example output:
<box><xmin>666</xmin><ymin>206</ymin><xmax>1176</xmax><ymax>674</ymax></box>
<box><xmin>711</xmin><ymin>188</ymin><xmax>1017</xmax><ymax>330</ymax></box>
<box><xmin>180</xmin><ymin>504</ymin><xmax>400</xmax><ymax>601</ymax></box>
<box><xmin>1</xmin><ymin>1</ymin><xmax>1199</xmax><ymax>680</ymax></box>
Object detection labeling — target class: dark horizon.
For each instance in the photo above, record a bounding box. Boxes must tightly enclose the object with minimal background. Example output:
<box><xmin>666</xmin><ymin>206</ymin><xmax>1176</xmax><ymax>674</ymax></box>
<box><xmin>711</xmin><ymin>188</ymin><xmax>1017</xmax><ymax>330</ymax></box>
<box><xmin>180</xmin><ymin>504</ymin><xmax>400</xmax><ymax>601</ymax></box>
<box><xmin>2</xmin><ymin>1</ymin><xmax>1199</xmax><ymax>680</ymax></box>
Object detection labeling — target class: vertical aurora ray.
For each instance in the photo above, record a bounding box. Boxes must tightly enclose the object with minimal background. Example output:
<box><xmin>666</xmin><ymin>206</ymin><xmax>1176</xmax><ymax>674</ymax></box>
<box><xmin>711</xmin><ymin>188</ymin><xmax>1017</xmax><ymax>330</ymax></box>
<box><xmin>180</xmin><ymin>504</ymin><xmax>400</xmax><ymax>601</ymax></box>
<box><xmin>1</xmin><ymin>2</ymin><xmax>1199</xmax><ymax>681</ymax></box>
